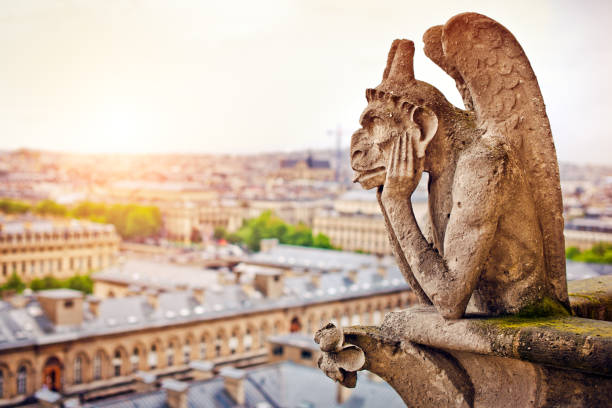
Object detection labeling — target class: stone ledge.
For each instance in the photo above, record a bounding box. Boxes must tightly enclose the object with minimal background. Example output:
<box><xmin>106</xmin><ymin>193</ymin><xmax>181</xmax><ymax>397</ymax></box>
<box><xmin>568</xmin><ymin>275</ymin><xmax>612</xmax><ymax>321</ymax></box>
<box><xmin>377</xmin><ymin>305</ymin><xmax>612</xmax><ymax>377</ymax></box>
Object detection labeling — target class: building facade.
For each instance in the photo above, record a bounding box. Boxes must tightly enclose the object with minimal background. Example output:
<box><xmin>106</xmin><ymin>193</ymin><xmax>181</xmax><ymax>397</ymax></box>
<box><xmin>0</xmin><ymin>216</ymin><xmax>120</xmax><ymax>284</ymax></box>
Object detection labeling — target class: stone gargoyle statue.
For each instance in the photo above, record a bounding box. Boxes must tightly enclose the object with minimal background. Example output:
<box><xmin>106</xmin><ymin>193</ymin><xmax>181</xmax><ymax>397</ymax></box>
<box><xmin>350</xmin><ymin>12</ymin><xmax>569</xmax><ymax>319</ymax></box>
<box><xmin>314</xmin><ymin>13</ymin><xmax>606</xmax><ymax>406</ymax></box>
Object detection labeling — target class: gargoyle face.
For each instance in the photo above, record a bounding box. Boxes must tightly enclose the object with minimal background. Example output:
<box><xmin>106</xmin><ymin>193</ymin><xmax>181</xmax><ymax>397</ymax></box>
<box><xmin>350</xmin><ymin>96</ymin><xmax>438</xmax><ymax>190</ymax></box>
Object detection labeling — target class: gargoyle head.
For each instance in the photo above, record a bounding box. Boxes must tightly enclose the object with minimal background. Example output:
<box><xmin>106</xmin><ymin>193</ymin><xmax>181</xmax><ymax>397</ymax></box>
<box><xmin>350</xmin><ymin>40</ymin><xmax>451</xmax><ymax>190</ymax></box>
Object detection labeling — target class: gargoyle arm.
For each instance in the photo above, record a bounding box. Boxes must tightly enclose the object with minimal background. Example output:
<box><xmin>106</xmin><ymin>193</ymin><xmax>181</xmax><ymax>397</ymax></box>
<box><xmin>382</xmin><ymin>142</ymin><xmax>507</xmax><ymax>318</ymax></box>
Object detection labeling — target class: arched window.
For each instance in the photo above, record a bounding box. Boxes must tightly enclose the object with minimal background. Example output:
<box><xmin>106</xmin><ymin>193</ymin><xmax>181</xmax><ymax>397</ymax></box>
<box><xmin>148</xmin><ymin>345</ymin><xmax>158</xmax><ymax>369</ymax></box>
<box><xmin>183</xmin><ymin>340</ymin><xmax>191</xmax><ymax>364</ymax></box>
<box><xmin>93</xmin><ymin>352</ymin><xmax>102</xmax><ymax>380</ymax></box>
<box><xmin>215</xmin><ymin>335</ymin><xmax>223</xmax><ymax>357</ymax></box>
<box><xmin>74</xmin><ymin>356</ymin><xmax>82</xmax><ymax>384</ymax></box>
<box><xmin>200</xmin><ymin>336</ymin><xmax>207</xmax><ymax>359</ymax></box>
<box><xmin>131</xmin><ymin>348</ymin><xmax>140</xmax><ymax>373</ymax></box>
<box><xmin>17</xmin><ymin>365</ymin><xmax>27</xmax><ymax>395</ymax></box>
<box><xmin>113</xmin><ymin>350</ymin><xmax>122</xmax><ymax>377</ymax></box>
<box><xmin>229</xmin><ymin>333</ymin><xmax>238</xmax><ymax>355</ymax></box>
<box><xmin>167</xmin><ymin>342</ymin><xmax>175</xmax><ymax>367</ymax></box>
<box><xmin>244</xmin><ymin>329</ymin><xmax>253</xmax><ymax>352</ymax></box>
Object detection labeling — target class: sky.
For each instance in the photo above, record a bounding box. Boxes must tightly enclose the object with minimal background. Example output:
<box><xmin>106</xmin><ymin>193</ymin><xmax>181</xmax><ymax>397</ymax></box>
<box><xmin>0</xmin><ymin>0</ymin><xmax>611</xmax><ymax>164</ymax></box>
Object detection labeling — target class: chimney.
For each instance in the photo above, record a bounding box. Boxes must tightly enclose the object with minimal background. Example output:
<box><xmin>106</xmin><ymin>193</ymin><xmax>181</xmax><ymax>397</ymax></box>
<box><xmin>310</xmin><ymin>272</ymin><xmax>321</xmax><ymax>288</ymax></box>
<box><xmin>35</xmin><ymin>388</ymin><xmax>62</xmax><ymax>408</ymax></box>
<box><xmin>189</xmin><ymin>360</ymin><xmax>214</xmax><ymax>381</ymax></box>
<box><xmin>220</xmin><ymin>367</ymin><xmax>246</xmax><ymax>405</ymax></box>
<box><xmin>127</xmin><ymin>285</ymin><xmax>142</xmax><ymax>297</ymax></box>
<box><xmin>134</xmin><ymin>371</ymin><xmax>156</xmax><ymax>393</ymax></box>
<box><xmin>37</xmin><ymin>289</ymin><xmax>84</xmax><ymax>326</ymax></box>
<box><xmin>347</xmin><ymin>269</ymin><xmax>358</xmax><ymax>283</ymax></box>
<box><xmin>146</xmin><ymin>289</ymin><xmax>159</xmax><ymax>310</ymax></box>
<box><xmin>254</xmin><ymin>270</ymin><xmax>284</xmax><ymax>299</ymax></box>
<box><xmin>162</xmin><ymin>379</ymin><xmax>189</xmax><ymax>408</ymax></box>
<box><xmin>337</xmin><ymin>382</ymin><xmax>353</xmax><ymax>404</ymax></box>
<box><xmin>87</xmin><ymin>295</ymin><xmax>101</xmax><ymax>317</ymax></box>
<box><xmin>192</xmin><ymin>286</ymin><xmax>205</xmax><ymax>304</ymax></box>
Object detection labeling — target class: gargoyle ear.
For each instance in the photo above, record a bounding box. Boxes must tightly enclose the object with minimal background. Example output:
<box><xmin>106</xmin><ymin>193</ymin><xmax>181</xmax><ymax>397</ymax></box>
<box><xmin>411</xmin><ymin>106</ymin><xmax>438</xmax><ymax>158</ymax></box>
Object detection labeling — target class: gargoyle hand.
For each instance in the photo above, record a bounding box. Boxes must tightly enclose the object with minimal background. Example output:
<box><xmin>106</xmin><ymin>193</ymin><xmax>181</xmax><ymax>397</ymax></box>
<box><xmin>381</xmin><ymin>131</ymin><xmax>423</xmax><ymax>202</ymax></box>
<box><xmin>315</xmin><ymin>323</ymin><xmax>365</xmax><ymax>388</ymax></box>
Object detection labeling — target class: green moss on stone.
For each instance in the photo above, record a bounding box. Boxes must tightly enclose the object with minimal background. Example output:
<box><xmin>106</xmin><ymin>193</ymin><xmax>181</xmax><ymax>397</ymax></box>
<box><xmin>479</xmin><ymin>315</ymin><xmax>612</xmax><ymax>337</ymax></box>
<box><xmin>516</xmin><ymin>296</ymin><xmax>570</xmax><ymax>318</ymax></box>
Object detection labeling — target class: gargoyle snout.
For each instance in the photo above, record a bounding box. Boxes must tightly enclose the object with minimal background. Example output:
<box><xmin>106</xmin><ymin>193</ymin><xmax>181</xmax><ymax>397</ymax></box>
<box><xmin>350</xmin><ymin>129</ymin><xmax>371</xmax><ymax>171</ymax></box>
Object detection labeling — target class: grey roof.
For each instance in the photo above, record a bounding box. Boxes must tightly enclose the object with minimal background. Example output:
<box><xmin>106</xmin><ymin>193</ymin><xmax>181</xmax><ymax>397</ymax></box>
<box><xmin>86</xmin><ymin>361</ymin><xmax>405</xmax><ymax>408</ymax></box>
<box><xmin>93</xmin><ymin>259</ymin><xmax>220</xmax><ymax>290</ymax></box>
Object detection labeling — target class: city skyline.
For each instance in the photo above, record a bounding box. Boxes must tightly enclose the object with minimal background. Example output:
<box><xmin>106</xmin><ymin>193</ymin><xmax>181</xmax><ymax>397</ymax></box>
<box><xmin>1</xmin><ymin>1</ymin><xmax>612</xmax><ymax>165</ymax></box>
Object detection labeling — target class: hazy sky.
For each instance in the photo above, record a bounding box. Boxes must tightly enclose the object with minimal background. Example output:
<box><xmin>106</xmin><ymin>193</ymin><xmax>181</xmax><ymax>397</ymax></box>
<box><xmin>1</xmin><ymin>0</ymin><xmax>611</xmax><ymax>164</ymax></box>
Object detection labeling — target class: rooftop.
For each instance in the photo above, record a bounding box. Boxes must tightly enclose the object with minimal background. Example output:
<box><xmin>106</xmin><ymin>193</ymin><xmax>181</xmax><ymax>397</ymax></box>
<box><xmin>86</xmin><ymin>361</ymin><xmax>405</xmax><ymax>408</ymax></box>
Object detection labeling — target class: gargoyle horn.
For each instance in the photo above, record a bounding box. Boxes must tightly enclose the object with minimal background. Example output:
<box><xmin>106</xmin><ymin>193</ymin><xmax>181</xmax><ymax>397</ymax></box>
<box><xmin>381</xmin><ymin>39</ymin><xmax>416</xmax><ymax>88</ymax></box>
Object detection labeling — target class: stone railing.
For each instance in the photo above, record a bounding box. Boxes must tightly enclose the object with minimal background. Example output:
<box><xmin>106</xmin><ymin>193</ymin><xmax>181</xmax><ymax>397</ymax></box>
<box><xmin>316</xmin><ymin>276</ymin><xmax>612</xmax><ymax>408</ymax></box>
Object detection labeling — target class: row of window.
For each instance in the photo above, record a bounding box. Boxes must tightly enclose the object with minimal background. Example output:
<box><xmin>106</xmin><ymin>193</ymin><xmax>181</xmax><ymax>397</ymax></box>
<box><xmin>1</xmin><ymin>255</ymin><xmax>111</xmax><ymax>277</ymax></box>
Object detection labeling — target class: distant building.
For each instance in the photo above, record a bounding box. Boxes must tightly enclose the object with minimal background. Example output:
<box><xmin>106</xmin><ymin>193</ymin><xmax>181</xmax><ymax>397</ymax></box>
<box><xmin>313</xmin><ymin>190</ymin><xmax>428</xmax><ymax>255</ymax></box>
<box><xmin>275</xmin><ymin>154</ymin><xmax>334</xmax><ymax>181</ymax></box>
<box><xmin>0</xmin><ymin>216</ymin><xmax>119</xmax><ymax>284</ymax></box>
<box><xmin>0</xmin><ymin>246</ymin><xmax>415</xmax><ymax>405</ymax></box>
<box><xmin>88</xmin><ymin>360</ymin><xmax>405</xmax><ymax>408</ymax></box>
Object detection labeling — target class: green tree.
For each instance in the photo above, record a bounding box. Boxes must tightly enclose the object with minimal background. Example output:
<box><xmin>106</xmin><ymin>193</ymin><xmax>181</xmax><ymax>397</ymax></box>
<box><xmin>0</xmin><ymin>199</ymin><xmax>31</xmax><ymax>214</ymax></box>
<box><xmin>213</xmin><ymin>226</ymin><xmax>227</xmax><ymax>241</ymax></box>
<box><xmin>313</xmin><ymin>233</ymin><xmax>333</xmax><ymax>249</ymax></box>
<box><xmin>66</xmin><ymin>274</ymin><xmax>93</xmax><ymax>294</ymax></box>
<box><xmin>234</xmin><ymin>211</ymin><xmax>335</xmax><ymax>252</ymax></box>
<box><xmin>2</xmin><ymin>272</ymin><xmax>26</xmax><ymax>294</ymax></box>
<box><xmin>566</xmin><ymin>242</ymin><xmax>612</xmax><ymax>264</ymax></box>
<box><xmin>34</xmin><ymin>200</ymin><xmax>68</xmax><ymax>216</ymax></box>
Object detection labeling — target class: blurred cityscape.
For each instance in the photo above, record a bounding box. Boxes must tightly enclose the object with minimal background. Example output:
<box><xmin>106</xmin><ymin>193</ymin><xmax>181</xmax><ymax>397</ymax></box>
<box><xmin>0</xmin><ymin>147</ymin><xmax>610</xmax><ymax>407</ymax></box>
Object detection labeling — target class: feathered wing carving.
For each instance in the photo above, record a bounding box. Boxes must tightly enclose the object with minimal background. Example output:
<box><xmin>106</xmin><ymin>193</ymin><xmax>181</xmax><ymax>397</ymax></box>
<box><xmin>424</xmin><ymin>13</ymin><xmax>569</xmax><ymax>307</ymax></box>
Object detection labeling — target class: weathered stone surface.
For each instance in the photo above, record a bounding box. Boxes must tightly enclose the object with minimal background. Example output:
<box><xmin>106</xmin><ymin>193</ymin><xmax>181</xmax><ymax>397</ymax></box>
<box><xmin>350</xmin><ymin>12</ymin><xmax>568</xmax><ymax>319</ymax></box>
<box><xmin>317</xmin><ymin>306</ymin><xmax>612</xmax><ymax>407</ymax></box>
<box><xmin>568</xmin><ymin>275</ymin><xmax>612</xmax><ymax>321</ymax></box>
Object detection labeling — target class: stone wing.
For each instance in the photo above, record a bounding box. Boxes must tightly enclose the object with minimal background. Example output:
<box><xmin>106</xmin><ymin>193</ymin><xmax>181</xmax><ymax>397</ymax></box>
<box><xmin>424</xmin><ymin>12</ymin><xmax>568</xmax><ymax>306</ymax></box>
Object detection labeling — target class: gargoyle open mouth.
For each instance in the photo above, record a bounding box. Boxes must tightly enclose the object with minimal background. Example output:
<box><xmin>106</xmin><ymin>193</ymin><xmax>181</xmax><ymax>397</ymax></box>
<box><xmin>352</xmin><ymin>166</ymin><xmax>385</xmax><ymax>183</ymax></box>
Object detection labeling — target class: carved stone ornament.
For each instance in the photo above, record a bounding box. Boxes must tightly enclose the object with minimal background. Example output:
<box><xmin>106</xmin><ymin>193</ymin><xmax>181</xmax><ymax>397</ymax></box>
<box><xmin>317</xmin><ymin>12</ymin><xmax>612</xmax><ymax>407</ymax></box>
<box><xmin>350</xmin><ymin>12</ymin><xmax>569</xmax><ymax>319</ymax></box>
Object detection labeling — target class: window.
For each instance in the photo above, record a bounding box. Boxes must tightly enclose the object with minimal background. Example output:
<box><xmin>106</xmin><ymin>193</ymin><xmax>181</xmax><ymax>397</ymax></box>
<box><xmin>113</xmin><ymin>350</ymin><xmax>122</xmax><ymax>377</ymax></box>
<box><xmin>301</xmin><ymin>350</ymin><xmax>313</xmax><ymax>360</ymax></box>
<box><xmin>183</xmin><ymin>341</ymin><xmax>191</xmax><ymax>364</ymax></box>
<box><xmin>64</xmin><ymin>300</ymin><xmax>74</xmax><ymax>308</ymax></box>
<box><xmin>244</xmin><ymin>329</ymin><xmax>253</xmax><ymax>352</ymax></box>
<box><xmin>74</xmin><ymin>356</ymin><xmax>82</xmax><ymax>384</ymax></box>
<box><xmin>215</xmin><ymin>335</ymin><xmax>223</xmax><ymax>357</ymax></box>
<box><xmin>148</xmin><ymin>345</ymin><xmax>158</xmax><ymax>369</ymax></box>
<box><xmin>0</xmin><ymin>370</ymin><xmax>4</xmax><ymax>398</ymax></box>
<box><xmin>94</xmin><ymin>353</ymin><xmax>102</xmax><ymax>380</ymax></box>
<box><xmin>272</xmin><ymin>345</ymin><xmax>284</xmax><ymax>356</ymax></box>
<box><xmin>200</xmin><ymin>337</ymin><xmax>207</xmax><ymax>359</ymax></box>
<box><xmin>229</xmin><ymin>335</ymin><xmax>238</xmax><ymax>355</ymax></box>
<box><xmin>167</xmin><ymin>344</ymin><xmax>174</xmax><ymax>367</ymax></box>
<box><xmin>17</xmin><ymin>366</ymin><xmax>27</xmax><ymax>395</ymax></box>
<box><xmin>131</xmin><ymin>348</ymin><xmax>140</xmax><ymax>373</ymax></box>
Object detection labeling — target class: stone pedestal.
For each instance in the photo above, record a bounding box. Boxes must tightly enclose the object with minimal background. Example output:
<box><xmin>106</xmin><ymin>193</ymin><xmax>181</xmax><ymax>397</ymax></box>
<box><xmin>317</xmin><ymin>305</ymin><xmax>612</xmax><ymax>407</ymax></box>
